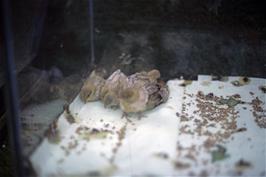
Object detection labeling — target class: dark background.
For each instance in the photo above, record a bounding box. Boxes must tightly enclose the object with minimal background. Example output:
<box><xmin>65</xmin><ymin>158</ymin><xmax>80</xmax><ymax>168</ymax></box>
<box><xmin>7</xmin><ymin>0</ymin><xmax>266</xmax><ymax>79</ymax></box>
<box><xmin>1</xmin><ymin>0</ymin><xmax>266</xmax><ymax>176</ymax></box>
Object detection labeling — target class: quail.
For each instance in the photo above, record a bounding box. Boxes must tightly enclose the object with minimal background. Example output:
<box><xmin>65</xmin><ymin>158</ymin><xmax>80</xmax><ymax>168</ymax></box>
<box><xmin>100</xmin><ymin>69</ymin><xmax>127</xmax><ymax>109</ymax></box>
<box><xmin>119</xmin><ymin>69</ymin><xmax>169</xmax><ymax>115</ymax></box>
<box><xmin>79</xmin><ymin>69</ymin><xmax>106</xmax><ymax>102</ymax></box>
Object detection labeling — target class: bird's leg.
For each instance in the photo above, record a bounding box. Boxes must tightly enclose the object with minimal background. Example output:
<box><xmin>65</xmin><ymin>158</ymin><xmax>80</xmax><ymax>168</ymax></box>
<box><xmin>137</xmin><ymin>112</ymin><xmax>146</xmax><ymax>120</ymax></box>
<box><xmin>121</xmin><ymin>112</ymin><xmax>128</xmax><ymax>119</ymax></box>
<box><xmin>121</xmin><ymin>112</ymin><xmax>132</xmax><ymax>123</ymax></box>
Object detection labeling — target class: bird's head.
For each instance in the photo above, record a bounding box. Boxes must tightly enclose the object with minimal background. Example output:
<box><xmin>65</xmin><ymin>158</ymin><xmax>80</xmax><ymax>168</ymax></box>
<box><xmin>79</xmin><ymin>83</ymin><xmax>95</xmax><ymax>102</ymax></box>
<box><xmin>148</xmin><ymin>69</ymin><xmax>161</xmax><ymax>82</ymax></box>
<box><xmin>87</xmin><ymin>68</ymin><xmax>107</xmax><ymax>79</ymax></box>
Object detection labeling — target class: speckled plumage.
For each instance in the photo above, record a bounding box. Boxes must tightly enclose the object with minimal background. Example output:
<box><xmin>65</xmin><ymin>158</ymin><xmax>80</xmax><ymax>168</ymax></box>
<box><xmin>119</xmin><ymin>69</ymin><xmax>169</xmax><ymax>114</ymax></box>
<box><xmin>100</xmin><ymin>69</ymin><xmax>127</xmax><ymax>109</ymax></box>
<box><xmin>79</xmin><ymin>70</ymin><xmax>106</xmax><ymax>102</ymax></box>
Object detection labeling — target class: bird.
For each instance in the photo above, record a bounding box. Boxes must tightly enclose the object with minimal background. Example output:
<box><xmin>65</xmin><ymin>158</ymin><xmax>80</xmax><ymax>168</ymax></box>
<box><xmin>147</xmin><ymin>69</ymin><xmax>161</xmax><ymax>82</ymax></box>
<box><xmin>79</xmin><ymin>69</ymin><xmax>106</xmax><ymax>102</ymax></box>
<box><xmin>124</xmin><ymin>69</ymin><xmax>160</xmax><ymax>87</ymax></box>
<box><xmin>119</xmin><ymin>69</ymin><xmax>169</xmax><ymax>117</ymax></box>
<box><xmin>100</xmin><ymin>69</ymin><xmax>127</xmax><ymax>109</ymax></box>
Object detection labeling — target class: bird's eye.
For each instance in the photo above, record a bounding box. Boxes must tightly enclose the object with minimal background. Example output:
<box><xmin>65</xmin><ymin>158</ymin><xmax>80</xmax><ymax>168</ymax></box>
<box><xmin>86</xmin><ymin>90</ymin><xmax>92</xmax><ymax>98</ymax></box>
<box><xmin>103</xmin><ymin>95</ymin><xmax>113</xmax><ymax>108</ymax></box>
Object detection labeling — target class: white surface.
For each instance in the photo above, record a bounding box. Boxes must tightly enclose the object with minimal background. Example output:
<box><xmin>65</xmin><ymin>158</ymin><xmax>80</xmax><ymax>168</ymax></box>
<box><xmin>30</xmin><ymin>76</ymin><xmax>266</xmax><ymax>177</ymax></box>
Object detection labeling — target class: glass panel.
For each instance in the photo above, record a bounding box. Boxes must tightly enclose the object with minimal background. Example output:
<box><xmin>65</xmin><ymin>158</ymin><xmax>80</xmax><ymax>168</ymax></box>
<box><xmin>1</xmin><ymin>0</ymin><xmax>265</xmax><ymax>176</ymax></box>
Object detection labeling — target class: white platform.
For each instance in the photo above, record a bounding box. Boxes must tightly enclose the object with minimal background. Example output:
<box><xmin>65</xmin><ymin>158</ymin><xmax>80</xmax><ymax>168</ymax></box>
<box><xmin>30</xmin><ymin>76</ymin><xmax>266</xmax><ymax>177</ymax></box>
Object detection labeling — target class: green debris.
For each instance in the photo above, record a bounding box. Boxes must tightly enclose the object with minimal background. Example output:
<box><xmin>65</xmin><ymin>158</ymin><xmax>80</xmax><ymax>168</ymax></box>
<box><xmin>211</xmin><ymin>145</ymin><xmax>230</xmax><ymax>162</ymax></box>
<box><xmin>218</xmin><ymin>97</ymin><xmax>242</xmax><ymax>107</ymax></box>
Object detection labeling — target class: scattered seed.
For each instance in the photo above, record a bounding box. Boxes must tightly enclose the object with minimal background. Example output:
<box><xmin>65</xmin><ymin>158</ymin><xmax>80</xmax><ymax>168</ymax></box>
<box><xmin>259</xmin><ymin>85</ymin><xmax>266</xmax><ymax>94</ymax></box>
<box><xmin>173</xmin><ymin>161</ymin><xmax>191</xmax><ymax>169</ymax></box>
<box><xmin>154</xmin><ymin>152</ymin><xmax>169</xmax><ymax>159</ymax></box>
<box><xmin>235</xmin><ymin>159</ymin><xmax>252</xmax><ymax>171</ymax></box>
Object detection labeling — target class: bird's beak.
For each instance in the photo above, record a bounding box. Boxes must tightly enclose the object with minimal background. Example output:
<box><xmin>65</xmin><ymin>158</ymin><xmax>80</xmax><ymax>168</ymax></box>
<box><xmin>86</xmin><ymin>90</ymin><xmax>92</xmax><ymax>101</ymax></box>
